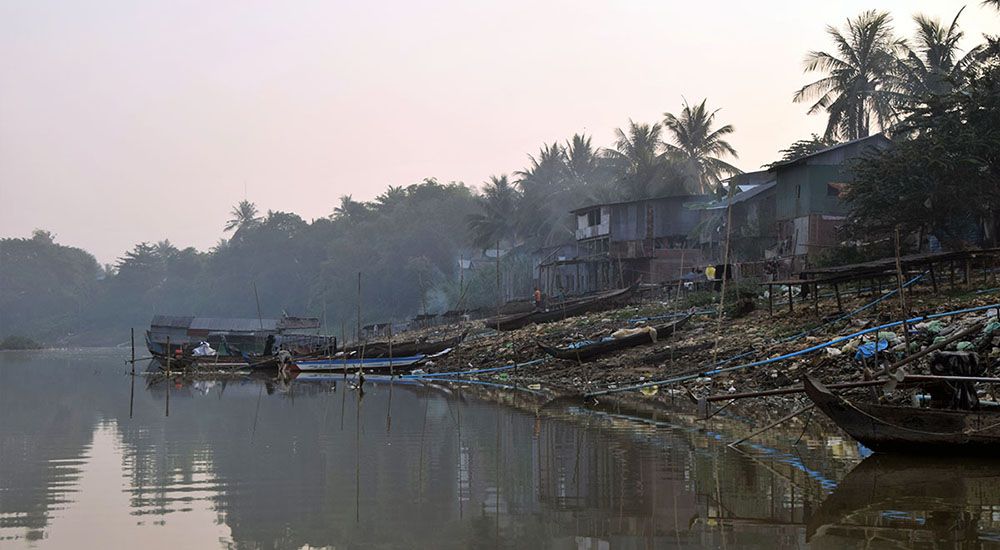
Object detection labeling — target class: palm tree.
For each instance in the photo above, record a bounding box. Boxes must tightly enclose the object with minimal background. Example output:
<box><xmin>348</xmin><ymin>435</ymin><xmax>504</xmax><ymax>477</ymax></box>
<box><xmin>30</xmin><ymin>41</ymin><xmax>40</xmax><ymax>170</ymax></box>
<box><xmin>374</xmin><ymin>185</ymin><xmax>407</xmax><ymax>211</ymax></box>
<box><xmin>514</xmin><ymin>143</ymin><xmax>570</xmax><ymax>244</ymax></box>
<box><xmin>467</xmin><ymin>175</ymin><xmax>522</xmax><ymax>248</ymax></box>
<box><xmin>662</xmin><ymin>99</ymin><xmax>741</xmax><ymax>195</ymax></box>
<box><xmin>897</xmin><ymin>9</ymin><xmax>982</xmax><ymax>100</ymax></box>
<box><xmin>794</xmin><ymin>10</ymin><xmax>905</xmax><ymax>140</ymax></box>
<box><xmin>332</xmin><ymin>195</ymin><xmax>370</xmax><ymax>221</ymax></box>
<box><xmin>564</xmin><ymin>133</ymin><xmax>616</xmax><ymax>201</ymax></box>
<box><xmin>604</xmin><ymin>120</ymin><xmax>677</xmax><ymax>199</ymax></box>
<box><xmin>224</xmin><ymin>200</ymin><xmax>261</xmax><ymax>232</ymax></box>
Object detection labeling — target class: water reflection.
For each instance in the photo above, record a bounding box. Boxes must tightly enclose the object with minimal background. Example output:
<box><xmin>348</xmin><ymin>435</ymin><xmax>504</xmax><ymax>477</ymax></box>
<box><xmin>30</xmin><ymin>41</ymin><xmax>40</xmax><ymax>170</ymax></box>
<box><xmin>809</xmin><ymin>454</ymin><xmax>1000</xmax><ymax>548</ymax></box>
<box><xmin>3</xmin><ymin>350</ymin><xmax>1000</xmax><ymax>548</ymax></box>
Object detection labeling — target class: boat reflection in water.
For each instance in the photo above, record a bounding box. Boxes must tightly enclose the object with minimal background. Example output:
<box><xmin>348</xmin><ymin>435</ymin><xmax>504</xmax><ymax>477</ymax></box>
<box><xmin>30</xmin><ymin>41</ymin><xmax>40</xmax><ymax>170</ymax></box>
<box><xmin>19</xmin><ymin>350</ymin><xmax>1000</xmax><ymax>548</ymax></box>
<box><xmin>809</xmin><ymin>453</ymin><xmax>1000</xmax><ymax>548</ymax></box>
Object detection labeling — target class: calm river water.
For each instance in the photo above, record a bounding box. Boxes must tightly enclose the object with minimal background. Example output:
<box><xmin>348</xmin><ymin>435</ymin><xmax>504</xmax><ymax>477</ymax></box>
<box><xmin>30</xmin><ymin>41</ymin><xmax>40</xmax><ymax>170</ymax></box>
<box><xmin>3</xmin><ymin>349</ymin><xmax>1000</xmax><ymax>549</ymax></box>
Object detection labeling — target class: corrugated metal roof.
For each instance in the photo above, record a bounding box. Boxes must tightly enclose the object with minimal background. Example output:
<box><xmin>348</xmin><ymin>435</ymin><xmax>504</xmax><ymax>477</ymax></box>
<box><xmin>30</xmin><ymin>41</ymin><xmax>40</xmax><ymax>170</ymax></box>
<box><xmin>767</xmin><ymin>134</ymin><xmax>891</xmax><ymax>170</ymax></box>
<box><xmin>569</xmin><ymin>194</ymin><xmax>712</xmax><ymax>214</ymax></box>
<box><xmin>150</xmin><ymin>315</ymin><xmax>194</xmax><ymax>328</ymax></box>
<box><xmin>188</xmin><ymin>317</ymin><xmax>279</xmax><ymax>332</ymax></box>
<box><xmin>700</xmin><ymin>181</ymin><xmax>777</xmax><ymax>210</ymax></box>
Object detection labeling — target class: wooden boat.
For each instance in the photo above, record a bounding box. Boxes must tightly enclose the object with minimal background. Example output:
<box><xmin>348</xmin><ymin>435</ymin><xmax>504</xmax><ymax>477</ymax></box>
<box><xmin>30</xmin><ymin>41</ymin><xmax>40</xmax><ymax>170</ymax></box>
<box><xmin>342</xmin><ymin>331</ymin><xmax>467</xmax><ymax>358</ymax></box>
<box><xmin>803</xmin><ymin>375</ymin><xmax>1000</xmax><ymax>454</ymax></box>
<box><xmin>537</xmin><ymin>314</ymin><xmax>692</xmax><ymax>361</ymax></box>
<box><xmin>289</xmin><ymin>354</ymin><xmax>426</xmax><ymax>372</ymax></box>
<box><xmin>485</xmin><ymin>285</ymin><xmax>636</xmax><ymax>331</ymax></box>
<box><xmin>808</xmin><ymin>454</ymin><xmax>1000</xmax><ymax>544</ymax></box>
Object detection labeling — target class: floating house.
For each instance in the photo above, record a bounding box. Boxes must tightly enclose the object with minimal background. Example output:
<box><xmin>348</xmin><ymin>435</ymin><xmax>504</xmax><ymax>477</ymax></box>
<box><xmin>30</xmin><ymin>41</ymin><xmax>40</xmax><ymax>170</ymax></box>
<box><xmin>146</xmin><ymin>314</ymin><xmax>321</xmax><ymax>355</ymax></box>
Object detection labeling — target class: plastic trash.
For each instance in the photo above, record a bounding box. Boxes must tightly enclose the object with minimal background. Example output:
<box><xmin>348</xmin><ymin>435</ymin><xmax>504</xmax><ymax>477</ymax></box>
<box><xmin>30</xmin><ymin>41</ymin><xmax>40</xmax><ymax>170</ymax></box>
<box><xmin>854</xmin><ymin>340</ymin><xmax>890</xmax><ymax>360</ymax></box>
<box><xmin>192</xmin><ymin>342</ymin><xmax>216</xmax><ymax>356</ymax></box>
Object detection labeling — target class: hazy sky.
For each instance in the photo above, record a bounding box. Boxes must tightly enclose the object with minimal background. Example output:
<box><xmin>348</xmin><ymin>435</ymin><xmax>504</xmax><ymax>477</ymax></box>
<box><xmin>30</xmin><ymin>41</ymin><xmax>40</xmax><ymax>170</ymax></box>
<box><xmin>1</xmin><ymin>1</ymin><xmax>996</xmax><ymax>263</ymax></box>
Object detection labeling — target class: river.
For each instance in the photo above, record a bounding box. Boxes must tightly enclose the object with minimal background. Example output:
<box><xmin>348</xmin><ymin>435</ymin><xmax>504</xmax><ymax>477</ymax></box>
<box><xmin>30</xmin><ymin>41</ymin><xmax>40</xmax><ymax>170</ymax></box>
<box><xmin>2</xmin><ymin>349</ymin><xmax>1000</xmax><ymax>548</ymax></box>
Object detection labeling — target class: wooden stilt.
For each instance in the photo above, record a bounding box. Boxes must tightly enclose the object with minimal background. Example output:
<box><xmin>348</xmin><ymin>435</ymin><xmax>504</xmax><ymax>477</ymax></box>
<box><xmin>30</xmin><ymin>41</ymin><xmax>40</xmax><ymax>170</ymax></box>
<box><xmin>767</xmin><ymin>284</ymin><xmax>774</xmax><ymax>317</ymax></box>
<box><xmin>787</xmin><ymin>283</ymin><xmax>793</xmax><ymax>313</ymax></box>
<box><xmin>834</xmin><ymin>283</ymin><xmax>843</xmax><ymax>312</ymax></box>
<box><xmin>812</xmin><ymin>282</ymin><xmax>819</xmax><ymax>317</ymax></box>
<box><xmin>929</xmin><ymin>263</ymin><xmax>938</xmax><ymax>293</ymax></box>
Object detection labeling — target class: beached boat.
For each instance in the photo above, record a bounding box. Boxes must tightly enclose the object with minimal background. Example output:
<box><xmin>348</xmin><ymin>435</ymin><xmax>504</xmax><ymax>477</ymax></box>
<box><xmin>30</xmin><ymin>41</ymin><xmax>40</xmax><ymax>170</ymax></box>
<box><xmin>803</xmin><ymin>375</ymin><xmax>1000</xmax><ymax>454</ymax></box>
<box><xmin>537</xmin><ymin>314</ymin><xmax>691</xmax><ymax>361</ymax></box>
<box><xmin>342</xmin><ymin>331</ymin><xmax>467</xmax><ymax>358</ymax></box>
<box><xmin>289</xmin><ymin>354</ymin><xmax>426</xmax><ymax>372</ymax></box>
<box><xmin>485</xmin><ymin>285</ymin><xmax>636</xmax><ymax>331</ymax></box>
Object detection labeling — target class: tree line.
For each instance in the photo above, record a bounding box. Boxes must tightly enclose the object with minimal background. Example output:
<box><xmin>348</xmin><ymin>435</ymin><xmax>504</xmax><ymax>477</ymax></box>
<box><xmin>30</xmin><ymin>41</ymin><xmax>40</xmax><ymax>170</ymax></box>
<box><xmin>1</xmin><ymin>6</ymin><xmax>997</xmax><ymax>344</ymax></box>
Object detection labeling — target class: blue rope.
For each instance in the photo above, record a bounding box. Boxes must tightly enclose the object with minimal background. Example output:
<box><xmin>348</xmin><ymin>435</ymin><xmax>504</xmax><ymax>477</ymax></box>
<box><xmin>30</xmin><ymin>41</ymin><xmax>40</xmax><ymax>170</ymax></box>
<box><xmin>403</xmin><ymin>358</ymin><xmax>546</xmax><ymax>379</ymax></box>
<box><xmin>586</xmin><ymin>302</ymin><xmax>1000</xmax><ymax>397</ymax></box>
<box><xmin>779</xmin><ymin>271</ymin><xmax>927</xmax><ymax>343</ymax></box>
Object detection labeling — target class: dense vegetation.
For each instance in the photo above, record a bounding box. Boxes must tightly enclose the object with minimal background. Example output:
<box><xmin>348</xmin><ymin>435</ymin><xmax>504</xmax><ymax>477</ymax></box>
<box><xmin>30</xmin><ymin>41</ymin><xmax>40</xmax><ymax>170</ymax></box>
<box><xmin>1</xmin><ymin>6</ymin><xmax>997</xmax><ymax>345</ymax></box>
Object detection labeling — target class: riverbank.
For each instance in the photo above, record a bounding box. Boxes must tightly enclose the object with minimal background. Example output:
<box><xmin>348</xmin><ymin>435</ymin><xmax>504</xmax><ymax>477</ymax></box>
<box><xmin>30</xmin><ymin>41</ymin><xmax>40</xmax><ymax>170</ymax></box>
<box><xmin>417</xmin><ymin>282</ymin><xmax>1000</xmax><ymax>423</ymax></box>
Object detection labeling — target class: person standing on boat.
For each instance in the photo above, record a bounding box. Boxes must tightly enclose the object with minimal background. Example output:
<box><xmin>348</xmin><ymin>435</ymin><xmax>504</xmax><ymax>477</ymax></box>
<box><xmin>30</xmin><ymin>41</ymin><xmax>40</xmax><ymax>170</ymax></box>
<box><xmin>533</xmin><ymin>287</ymin><xmax>543</xmax><ymax>309</ymax></box>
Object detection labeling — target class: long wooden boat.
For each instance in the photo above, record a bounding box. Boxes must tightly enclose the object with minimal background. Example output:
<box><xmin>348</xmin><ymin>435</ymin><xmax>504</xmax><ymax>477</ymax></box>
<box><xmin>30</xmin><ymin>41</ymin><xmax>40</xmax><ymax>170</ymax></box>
<box><xmin>342</xmin><ymin>331</ymin><xmax>467</xmax><ymax>358</ymax></box>
<box><xmin>485</xmin><ymin>285</ymin><xmax>636</xmax><ymax>331</ymax></box>
<box><xmin>289</xmin><ymin>354</ymin><xmax>426</xmax><ymax>372</ymax></box>
<box><xmin>804</xmin><ymin>375</ymin><xmax>1000</xmax><ymax>454</ymax></box>
<box><xmin>537</xmin><ymin>314</ymin><xmax>692</xmax><ymax>361</ymax></box>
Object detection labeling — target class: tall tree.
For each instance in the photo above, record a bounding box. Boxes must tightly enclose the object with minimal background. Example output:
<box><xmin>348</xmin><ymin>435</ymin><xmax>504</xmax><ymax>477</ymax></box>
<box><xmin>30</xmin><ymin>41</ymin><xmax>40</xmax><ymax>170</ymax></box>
<box><xmin>224</xmin><ymin>200</ymin><xmax>262</xmax><ymax>232</ymax></box>
<box><xmin>662</xmin><ymin>98</ymin><xmax>741</xmax><ymax>194</ymax></box>
<box><xmin>897</xmin><ymin>8</ymin><xmax>981</xmax><ymax>100</ymax></box>
<box><xmin>604</xmin><ymin>120</ymin><xmax>679</xmax><ymax>199</ymax></box>
<box><xmin>467</xmin><ymin>175</ymin><xmax>522</xmax><ymax>248</ymax></box>
<box><xmin>331</xmin><ymin>195</ymin><xmax>371</xmax><ymax>222</ymax></box>
<box><xmin>794</xmin><ymin>10</ymin><xmax>905</xmax><ymax>140</ymax></box>
<box><xmin>515</xmin><ymin>143</ymin><xmax>573</xmax><ymax>246</ymax></box>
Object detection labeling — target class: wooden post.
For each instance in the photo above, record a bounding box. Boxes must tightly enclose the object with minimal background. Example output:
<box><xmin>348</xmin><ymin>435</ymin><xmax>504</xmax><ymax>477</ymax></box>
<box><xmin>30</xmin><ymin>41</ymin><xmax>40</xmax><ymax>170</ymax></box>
<box><xmin>388</xmin><ymin>322</ymin><xmax>394</xmax><ymax>378</ymax></box>
<box><xmin>767</xmin><ymin>283</ymin><xmax>774</xmax><ymax>316</ymax></box>
<box><xmin>787</xmin><ymin>284</ymin><xmax>793</xmax><ymax>313</ymax></box>
<box><xmin>356</xmin><ymin>272</ymin><xmax>362</xmax><ymax>342</ymax></box>
<box><xmin>894</xmin><ymin>227</ymin><xmax>912</xmax><ymax>355</ymax></box>
<box><xmin>496</xmin><ymin>240</ymin><xmax>502</xmax><ymax>332</ymax></box>
<box><xmin>812</xmin><ymin>282</ymin><xmax>819</xmax><ymax>317</ymax></box>
<box><xmin>130</xmin><ymin>328</ymin><xmax>135</xmax><ymax>375</ymax></box>
<box><xmin>929</xmin><ymin>263</ymin><xmax>939</xmax><ymax>293</ymax></box>
<box><xmin>834</xmin><ymin>283</ymin><xmax>843</xmax><ymax>312</ymax></box>
<box><xmin>166</xmin><ymin>335</ymin><xmax>171</xmax><ymax>375</ymax></box>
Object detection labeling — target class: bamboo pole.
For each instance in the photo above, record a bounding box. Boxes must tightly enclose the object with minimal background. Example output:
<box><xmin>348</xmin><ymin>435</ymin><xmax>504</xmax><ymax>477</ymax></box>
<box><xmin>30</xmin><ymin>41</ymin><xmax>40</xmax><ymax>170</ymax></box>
<box><xmin>356</xmin><ymin>271</ymin><xmax>362</xmax><ymax>342</ymax></box>
<box><xmin>894</xmin><ymin>227</ymin><xmax>912</xmax><ymax>355</ymax></box>
<box><xmin>130</xmin><ymin>328</ymin><xmax>135</xmax><ymax>374</ymax></box>
<box><xmin>728</xmin><ymin>405</ymin><xmax>814</xmax><ymax>446</ymax></box>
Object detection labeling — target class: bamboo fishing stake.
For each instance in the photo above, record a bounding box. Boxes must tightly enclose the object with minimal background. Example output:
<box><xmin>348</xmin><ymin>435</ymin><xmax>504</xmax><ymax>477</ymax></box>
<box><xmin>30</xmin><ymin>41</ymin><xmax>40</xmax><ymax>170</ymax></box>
<box><xmin>496</xmin><ymin>240</ymin><xmax>501</xmax><ymax>333</ymax></box>
<box><xmin>130</xmin><ymin>328</ymin><xmax>135</xmax><ymax>374</ymax></box>
<box><xmin>712</xmin><ymin>180</ymin><xmax>738</xmax><ymax>366</ymax></box>
<box><xmin>894</xmin><ymin>227</ymin><xmax>913</xmax><ymax>356</ymax></box>
<box><xmin>728</xmin><ymin>404</ymin><xmax>815</xmax><ymax>447</ymax></box>
<box><xmin>356</xmin><ymin>272</ymin><xmax>362</xmax><ymax>343</ymax></box>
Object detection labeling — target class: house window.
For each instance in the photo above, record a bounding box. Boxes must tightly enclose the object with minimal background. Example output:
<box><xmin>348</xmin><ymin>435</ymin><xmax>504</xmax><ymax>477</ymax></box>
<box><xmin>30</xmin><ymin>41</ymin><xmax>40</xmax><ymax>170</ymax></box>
<box><xmin>587</xmin><ymin>209</ymin><xmax>602</xmax><ymax>227</ymax></box>
<box><xmin>795</xmin><ymin>185</ymin><xmax>801</xmax><ymax>199</ymax></box>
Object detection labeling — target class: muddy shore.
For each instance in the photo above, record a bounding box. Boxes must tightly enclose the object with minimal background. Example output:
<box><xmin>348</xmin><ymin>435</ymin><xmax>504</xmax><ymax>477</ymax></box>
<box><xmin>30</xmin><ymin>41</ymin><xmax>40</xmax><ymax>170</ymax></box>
<box><xmin>409</xmin><ymin>282</ymin><xmax>1000</xmax><ymax>424</ymax></box>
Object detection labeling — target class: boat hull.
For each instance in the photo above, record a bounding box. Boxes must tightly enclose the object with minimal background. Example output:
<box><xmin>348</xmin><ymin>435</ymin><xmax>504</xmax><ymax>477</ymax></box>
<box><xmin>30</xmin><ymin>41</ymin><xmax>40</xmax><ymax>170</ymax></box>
<box><xmin>290</xmin><ymin>355</ymin><xmax>425</xmax><ymax>372</ymax></box>
<box><xmin>538</xmin><ymin>315</ymin><xmax>691</xmax><ymax>361</ymax></box>
<box><xmin>804</xmin><ymin>375</ymin><xmax>1000</xmax><ymax>454</ymax></box>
